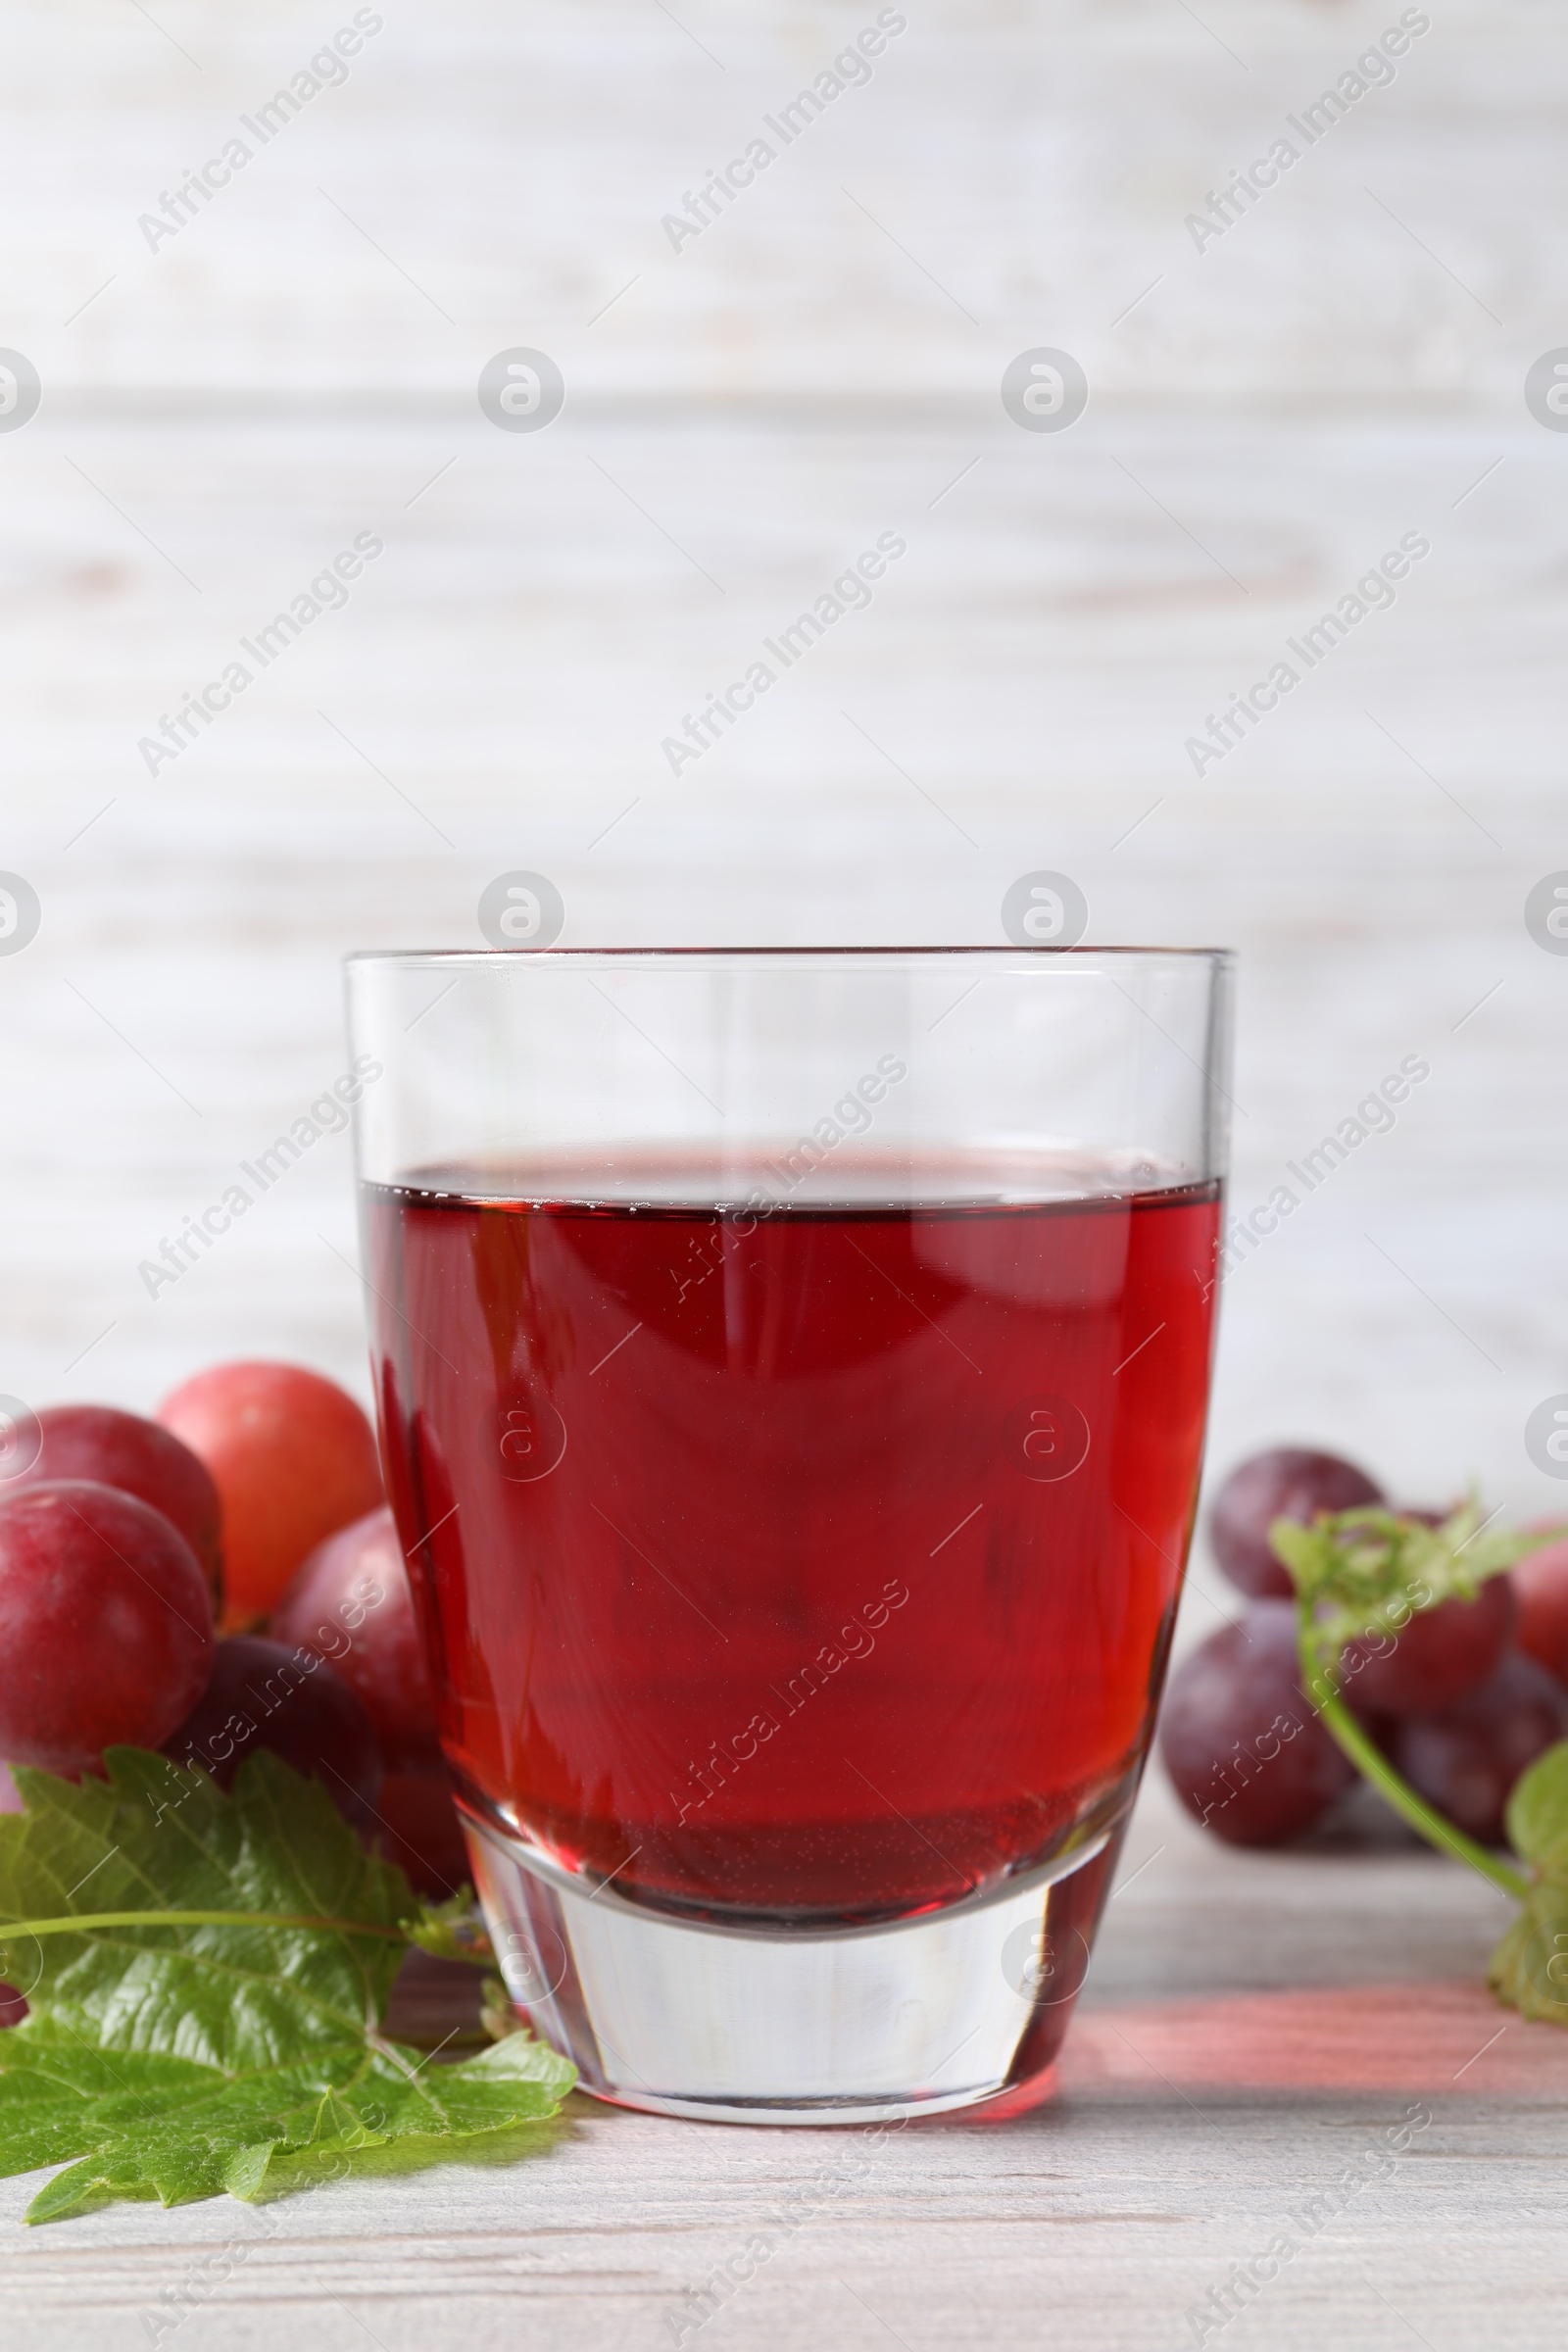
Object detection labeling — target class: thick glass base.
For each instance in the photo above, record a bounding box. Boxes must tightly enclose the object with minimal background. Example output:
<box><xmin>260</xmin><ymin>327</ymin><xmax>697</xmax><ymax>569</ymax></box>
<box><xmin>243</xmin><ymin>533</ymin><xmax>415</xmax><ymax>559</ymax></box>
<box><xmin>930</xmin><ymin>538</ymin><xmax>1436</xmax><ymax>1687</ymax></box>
<box><xmin>462</xmin><ymin>1808</ymin><xmax>1123</xmax><ymax>2125</ymax></box>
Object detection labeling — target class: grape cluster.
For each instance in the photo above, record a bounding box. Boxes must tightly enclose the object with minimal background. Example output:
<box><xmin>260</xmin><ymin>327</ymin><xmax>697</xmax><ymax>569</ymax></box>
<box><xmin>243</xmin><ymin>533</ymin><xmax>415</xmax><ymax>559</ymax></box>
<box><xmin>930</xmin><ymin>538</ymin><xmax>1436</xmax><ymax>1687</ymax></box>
<box><xmin>0</xmin><ymin>1364</ymin><xmax>468</xmax><ymax>1920</ymax></box>
<box><xmin>1161</xmin><ymin>1447</ymin><xmax>1568</xmax><ymax>1848</ymax></box>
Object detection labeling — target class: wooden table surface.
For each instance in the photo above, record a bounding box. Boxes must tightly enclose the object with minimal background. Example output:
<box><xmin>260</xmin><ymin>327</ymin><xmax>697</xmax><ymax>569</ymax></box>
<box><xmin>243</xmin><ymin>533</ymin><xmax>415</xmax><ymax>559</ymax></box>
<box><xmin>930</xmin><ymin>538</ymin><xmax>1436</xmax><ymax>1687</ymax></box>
<box><xmin>5</xmin><ymin>1779</ymin><xmax>1564</xmax><ymax>2352</ymax></box>
<box><xmin>5</xmin><ymin>0</ymin><xmax>1568</xmax><ymax>1525</ymax></box>
<box><xmin>4</xmin><ymin>5</ymin><xmax>1567</xmax><ymax>2341</ymax></box>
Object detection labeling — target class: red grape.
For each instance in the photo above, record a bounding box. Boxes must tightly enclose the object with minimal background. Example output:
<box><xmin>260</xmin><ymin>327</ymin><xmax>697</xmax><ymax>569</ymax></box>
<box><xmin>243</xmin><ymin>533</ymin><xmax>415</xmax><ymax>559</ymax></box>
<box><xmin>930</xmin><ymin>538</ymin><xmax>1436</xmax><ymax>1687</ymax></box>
<box><xmin>0</xmin><ymin>1482</ymin><xmax>215</xmax><ymax>1777</ymax></box>
<box><xmin>162</xmin><ymin>1636</ymin><xmax>381</xmax><ymax>1834</ymax></box>
<box><xmin>5</xmin><ymin>1403</ymin><xmax>222</xmax><ymax>1602</ymax></box>
<box><xmin>1209</xmin><ymin>1447</ymin><xmax>1386</xmax><ymax>1597</ymax></box>
<box><xmin>1512</xmin><ymin>1537</ymin><xmax>1568</xmax><ymax>1687</ymax></box>
<box><xmin>375</xmin><ymin>1767</ymin><xmax>469</xmax><ymax>1898</ymax></box>
<box><xmin>1385</xmin><ymin>1653</ymin><xmax>1568</xmax><ymax>1847</ymax></box>
<box><xmin>158</xmin><ymin>1362</ymin><xmax>383</xmax><ymax>1632</ymax></box>
<box><xmin>1340</xmin><ymin>1575</ymin><xmax>1515</xmax><ymax>1716</ymax></box>
<box><xmin>270</xmin><ymin>1507</ymin><xmax>440</xmax><ymax>1768</ymax></box>
<box><xmin>1159</xmin><ymin>1600</ymin><xmax>1354</xmax><ymax>1844</ymax></box>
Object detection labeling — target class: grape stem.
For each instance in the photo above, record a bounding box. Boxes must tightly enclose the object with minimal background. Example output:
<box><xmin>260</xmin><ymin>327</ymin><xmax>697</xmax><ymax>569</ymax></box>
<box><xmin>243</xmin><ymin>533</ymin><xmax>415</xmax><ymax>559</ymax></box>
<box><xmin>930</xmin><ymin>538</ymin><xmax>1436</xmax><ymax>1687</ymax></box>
<box><xmin>0</xmin><ymin>1909</ymin><xmax>413</xmax><ymax>1943</ymax></box>
<box><xmin>1297</xmin><ymin>1608</ymin><xmax>1529</xmax><ymax>1902</ymax></box>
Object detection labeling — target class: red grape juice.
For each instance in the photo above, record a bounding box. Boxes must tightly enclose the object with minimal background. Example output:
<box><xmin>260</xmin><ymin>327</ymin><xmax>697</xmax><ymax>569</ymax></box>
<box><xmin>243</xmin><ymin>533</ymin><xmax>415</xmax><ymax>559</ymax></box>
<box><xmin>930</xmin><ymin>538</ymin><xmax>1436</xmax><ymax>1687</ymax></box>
<box><xmin>365</xmin><ymin>1161</ymin><xmax>1221</xmax><ymax>1929</ymax></box>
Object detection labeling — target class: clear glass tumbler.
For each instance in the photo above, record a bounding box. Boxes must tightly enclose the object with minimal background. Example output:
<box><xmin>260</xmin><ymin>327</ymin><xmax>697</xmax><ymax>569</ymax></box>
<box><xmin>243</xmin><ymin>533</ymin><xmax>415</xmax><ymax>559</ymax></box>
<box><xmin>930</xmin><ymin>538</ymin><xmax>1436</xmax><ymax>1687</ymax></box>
<box><xmin>345</xmin><ymin>947</ymin><xmax>1232</xmax><ymax>2123</ymax></box>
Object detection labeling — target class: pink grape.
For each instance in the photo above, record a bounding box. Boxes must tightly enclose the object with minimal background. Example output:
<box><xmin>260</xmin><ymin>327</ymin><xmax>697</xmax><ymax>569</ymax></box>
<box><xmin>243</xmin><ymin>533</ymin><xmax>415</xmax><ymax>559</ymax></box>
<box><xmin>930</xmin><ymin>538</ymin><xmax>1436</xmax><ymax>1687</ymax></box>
<box><xmin>270</xmin><ymin>1517</ymin><xmax>466</xmax><ymax>1892</ymax></box>
<box><xmin>0</xmin><ymin>1482</ymin><xmax>215</xmax><ymax>1777</ymax></box>
<box><xmin>270</xmin><ymin>1507</ymin><xmax>441</xmax><ymax>1769</ymax></box>
<box><xmin>1209</xmin><ymin>1447</ymin><xmax>1385</xmax><ymax>1598</ymax></box>
<box><xmin>1341</xmin><ymin>1575</ymin><xmax>1515</xmax><ymax>1716</ymax></box>
<box><xmin>158</xmin><ymin>1362</ymin><xmax>383</xmax><ymax>1632</ymax></box>
<box><xmin>6</xmin><ymin>1403</ymin><xmax>222</xmax><ymax>1601</ymax></box>
<box><xmin>1512</xmin><ymin>1537</ymin><xmax>1568</xmax><ymax>1688</ymax></box>
<box><xmin>1159</xmin><ymin>1600</ymin><xmax>1353</xmax><ymax>1845</ymax></box>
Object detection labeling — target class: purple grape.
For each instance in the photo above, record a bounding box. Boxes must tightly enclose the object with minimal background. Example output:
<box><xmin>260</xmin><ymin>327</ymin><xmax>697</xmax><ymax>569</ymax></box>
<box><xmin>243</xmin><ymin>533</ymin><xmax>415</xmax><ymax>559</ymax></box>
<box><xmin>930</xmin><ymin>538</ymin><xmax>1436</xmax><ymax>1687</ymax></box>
<box><xmin>1384</xmin><ymin>1652</ymin><xmax>1568</xmax><ymax>1847</ymax></box>
<box><xmin>1209</xmin><ymin>1447</ymin><xmax>1386</xmax><ymax>1598</ymax></box>
<box><xmin>162</xmin><ymin>1636</ymin><xmax>381</xmax><ymax>1835</ymax></box>
<box><xmin>1159</xmin><ymin>1600</ymin><xmax>1354</xmax><ymax>1845</ymax></box>
<box><xmin>1341</xmin><ymin>1575</ymin><xmax>1515</xmax><ymax>1717</ymax></box>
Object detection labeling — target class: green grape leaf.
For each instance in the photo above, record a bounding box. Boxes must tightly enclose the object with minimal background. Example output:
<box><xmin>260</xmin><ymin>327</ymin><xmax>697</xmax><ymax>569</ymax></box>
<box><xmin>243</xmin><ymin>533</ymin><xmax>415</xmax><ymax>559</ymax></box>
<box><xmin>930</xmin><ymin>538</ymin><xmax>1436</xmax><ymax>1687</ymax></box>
<box><xmin>1487</xmin><ymin>1869</ymin><xmax>1568</xmax><ymax>2028</ymax></box>
<box><xmin>1489</xmin><ymin>1743</ymin><xmax>1568</xmax><ymax>2028</ymax></box>
<box><xmin>1268</xmin><ymin>1497</ymin><xmax>1568</xmax><ymax>2033</ymax></box>
<box><xmin>0</xmin><ymin>1749</ymin><xmax>573</xmax><ymax>2222</ymax></box>
<box><xmin>0</xmin><ymin>1747</ymin><xmax>418</xmax><ymax>2065</ymax></box>
<box><xmin>1505</xmin><ymin>1741</ymin><xmax>1568</xmax><ymax>1879</ymax></box>
<box><xmin>0</xmin><ymin>2021</ymin><xmax>573</xmax><ymax>2223</ymax></box>
<box><xmin>1269</xmin><ymin>1498</ymin><xmax>1562</xmax><ymax>1660</ymax></box>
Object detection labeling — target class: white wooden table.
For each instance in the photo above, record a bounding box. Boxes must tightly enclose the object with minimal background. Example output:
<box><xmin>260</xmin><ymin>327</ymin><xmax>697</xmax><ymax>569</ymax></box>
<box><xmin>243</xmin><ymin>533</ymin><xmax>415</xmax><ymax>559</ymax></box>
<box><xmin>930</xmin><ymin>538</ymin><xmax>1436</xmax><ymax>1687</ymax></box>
<box><xmin>3</xmin><ymin>5</ymin><xmax>1567</xmax><ymax>2339</ymax></box>
<box><xmin>4</xmin><ymin>1781</ymin><xmax>1565</xmax><ymax>2351</ymax></box>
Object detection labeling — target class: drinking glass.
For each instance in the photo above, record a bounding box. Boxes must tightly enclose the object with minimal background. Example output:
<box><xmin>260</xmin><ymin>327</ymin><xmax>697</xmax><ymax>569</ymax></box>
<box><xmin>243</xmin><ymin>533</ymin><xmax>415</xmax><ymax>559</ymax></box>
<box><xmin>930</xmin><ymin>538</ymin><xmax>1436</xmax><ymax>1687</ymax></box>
<box><xmin>345</xmin><ymin>947</ymin><xmax>1232</xmax><ymax>2123</ymax></box>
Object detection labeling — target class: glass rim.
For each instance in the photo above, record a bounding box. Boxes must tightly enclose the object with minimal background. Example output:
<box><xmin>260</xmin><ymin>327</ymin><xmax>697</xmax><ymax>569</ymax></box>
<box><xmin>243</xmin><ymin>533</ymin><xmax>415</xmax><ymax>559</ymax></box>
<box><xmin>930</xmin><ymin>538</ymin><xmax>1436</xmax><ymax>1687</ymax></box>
<box><xmin>344</xmin><ymin>944</ymin><xmax>1235</xmax><ymax>966</ymax></box>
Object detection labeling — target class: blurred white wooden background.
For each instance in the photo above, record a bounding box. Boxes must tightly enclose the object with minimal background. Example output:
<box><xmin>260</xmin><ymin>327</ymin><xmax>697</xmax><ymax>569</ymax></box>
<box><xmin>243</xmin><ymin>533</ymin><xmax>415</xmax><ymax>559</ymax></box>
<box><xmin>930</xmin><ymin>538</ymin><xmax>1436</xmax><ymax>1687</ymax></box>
<box><xmin>8</xmin><ymin>8</ymin><xmax>1568</xmax><ymax>2349</ymax></box>
<box><xmin>2</xmin><ymin>0</ymin><xmax>1567</xmax><ymax>1596</ymax></box>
